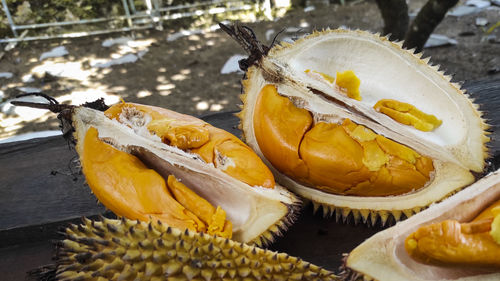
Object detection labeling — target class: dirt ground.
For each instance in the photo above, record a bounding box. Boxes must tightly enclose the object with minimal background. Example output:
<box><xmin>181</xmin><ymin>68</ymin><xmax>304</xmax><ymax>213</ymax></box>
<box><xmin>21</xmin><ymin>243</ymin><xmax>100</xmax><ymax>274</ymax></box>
<box><xmin>1</xmin><ymin>0</ymin><xmax>499</xmax><ymax>139</ymax></box>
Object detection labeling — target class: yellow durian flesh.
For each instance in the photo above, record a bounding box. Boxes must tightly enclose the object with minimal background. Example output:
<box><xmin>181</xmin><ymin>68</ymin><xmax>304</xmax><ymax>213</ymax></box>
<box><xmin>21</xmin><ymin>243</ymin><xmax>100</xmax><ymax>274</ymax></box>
<box><xmin>72</xmin><ymin>105</ymin><xmax>300</xmax><ymax>245</ymax></box>
<box><xmin>345</xmin><ymin>170</ymin><xmax>500</xmax><ymax>281</ymax></box>
<box><xmin>238</xmin><ymin>28</ymin><xmax>487</xmax><ymax>222</ymax></box>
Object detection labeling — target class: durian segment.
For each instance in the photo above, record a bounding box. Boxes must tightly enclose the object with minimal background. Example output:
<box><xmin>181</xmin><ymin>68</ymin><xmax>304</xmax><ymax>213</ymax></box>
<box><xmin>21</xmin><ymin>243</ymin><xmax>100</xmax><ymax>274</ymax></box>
<box><xmin>404</xmin><ymin>199</ymin><xmax>500</xmax><ymax>268</ymax></box>
<box><xmin>54</xmin><ymin>217</ymin><xmax>337</xmax><ymax>281</ymax></box>
<box><xmin>82</xmin><ymin>126</ymin><xmax>233</xmax><ymax>237</ymax></box>
<box><xmin>106</xmin><ymin>103</ymin><xmax>275</xmax><ymax>189</ymax></box>
<box><xmin>72</xmin><ymin>106</ymin><xmax>300</xmax><ymax>244</ymax></box>
<box><xmin>344</xmin><ymin>169</ymin><xmax>500</xmax><ymax>281</ymax></box>
<box><xmin>251</xmin><ymin>84</ymin><xmax>435</xmax><ymax>197</ymax></box>
<box><xmin>241</xmin><ymin>66</ymin><xmax>474</xmax><ymax>218</ymax></box>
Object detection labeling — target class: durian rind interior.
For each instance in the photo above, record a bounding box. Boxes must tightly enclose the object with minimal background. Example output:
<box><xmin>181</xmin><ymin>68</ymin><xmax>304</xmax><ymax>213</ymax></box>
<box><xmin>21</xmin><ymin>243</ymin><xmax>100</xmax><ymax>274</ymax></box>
<box><xmin>239</xmin><ymin>29</ymin><xmax>487</xmax><ymax>217</ymax></box>
<box><xmin>346</xmin><ymin>170</ymin><xmax>500</xmax><ymax>281</ymax></box>
<box><xmin>72</xmin><ymin>106</ymin><xmax>299</xmax><ymax>244</ymax></box>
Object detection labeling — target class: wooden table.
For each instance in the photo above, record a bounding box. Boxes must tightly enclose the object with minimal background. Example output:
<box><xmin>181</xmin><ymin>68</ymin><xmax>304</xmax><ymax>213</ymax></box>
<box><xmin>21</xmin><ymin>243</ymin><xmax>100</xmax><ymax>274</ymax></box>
<box><xmin>1</xmin><ymin>78</ymin><xmax>499</xmax><ymax>280</ymax></box>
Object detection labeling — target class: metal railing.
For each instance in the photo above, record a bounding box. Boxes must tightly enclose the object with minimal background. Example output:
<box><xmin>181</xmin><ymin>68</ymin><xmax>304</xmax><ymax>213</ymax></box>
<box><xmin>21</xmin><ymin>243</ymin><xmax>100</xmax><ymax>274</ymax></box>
<box><xmin>0</xmin><ymin>0</ymin><xmax>258</xmax><ymax>43</ymax></box>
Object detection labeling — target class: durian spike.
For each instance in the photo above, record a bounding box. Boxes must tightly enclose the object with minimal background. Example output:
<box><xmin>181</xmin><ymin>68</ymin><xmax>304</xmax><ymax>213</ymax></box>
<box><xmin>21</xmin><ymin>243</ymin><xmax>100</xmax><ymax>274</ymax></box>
<box><xmin>40</xmin><ymin>217</ymin><xmax>337</xmax><ymax>281</ymax></box>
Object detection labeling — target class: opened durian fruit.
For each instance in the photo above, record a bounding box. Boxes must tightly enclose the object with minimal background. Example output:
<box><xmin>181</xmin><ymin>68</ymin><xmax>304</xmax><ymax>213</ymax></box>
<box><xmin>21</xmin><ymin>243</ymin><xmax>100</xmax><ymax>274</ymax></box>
<box><xmin>13</xmin><ymin>97</ymin><xmax>300</xmax><ymax>246</ymax></box>
<box><xmin>78</xmin><ymin>102</ymin><xmax>301</xmax><ymax>245</ymax></box>
<box><xmin>220</xmin><ymin>23</ymin><xmax>489</xmax><ymax>224</ymax></box>
<box><xmin>343</xmin><ymin>168</ymin><xmax>500</xmax><ymax>280</ymax></box>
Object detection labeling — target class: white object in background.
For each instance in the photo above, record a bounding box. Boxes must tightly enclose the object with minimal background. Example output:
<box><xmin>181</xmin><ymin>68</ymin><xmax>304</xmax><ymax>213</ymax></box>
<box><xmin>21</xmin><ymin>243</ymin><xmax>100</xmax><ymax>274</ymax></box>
<box><xmin>1</xmin><ymin>95</ymin><xmax>48</xmax><ymax>117</ymax></box>
<box><xmin>424</xmin><ymin>34</ymin><xmax>458</xmax><ymax>48</ymax></box>
<box><xmin>0</xmin><ymin>130</ymin><xmax>62</xmax><ymax>144</ymax></box>
<box><xmin>22</xmin><ymin>74</ymin><xmax>34</xmax><ymax>83</ymax></box>
<box><xmin>167</xmin><ymin>29</ymin><xmax>204</xmax><ymax>42</ymax></box>
<box><xmin>220</xmin><ymin>54</ymin><xmax>246</xmax><ymax>74</ymax></box>
<box><xmin>0</xmin><ymin>72</ymin><xmax>13</xmax><ymax>79</ymax></box>
<box><xmin>17</xmin><ymin>87</ymin><xmax>42</xmax><ymax>93</ymax></box>
<box><xmin>265</xmin><ymin>29</ymin><xmax>275</xmax><ymax>41</ymax></box>
<box><xmin>39</xmin><ymin>46</ymin><xmax>69</xmax><ymax>61</ymax></box>
<box><xmin>466</xmin><ymin>0</ymin><xmax>491</xmax><ymax>8</ymax></box>
<box><xmin>448</xmin><ymin>5</ymin><xmax>479</xmax><ymax>16</ymax></box>
<box><xmin>102</xmin><ymin>37</ymin><xmax>132</xmax><ymax>47</ymax></box>
<box><xmin>92</xmin><ymin>50</ymin><xmax>148</xmax><ymax>68</ymax></box>
<box><xmin>304</xmin><ymin>6</ymin><xmax>315</xmax><ymax>12</ymax></box>
<box><xmin>475</xmin><ymin>17</ymin><xmax>489</xmax><ymax>26</ymax></box>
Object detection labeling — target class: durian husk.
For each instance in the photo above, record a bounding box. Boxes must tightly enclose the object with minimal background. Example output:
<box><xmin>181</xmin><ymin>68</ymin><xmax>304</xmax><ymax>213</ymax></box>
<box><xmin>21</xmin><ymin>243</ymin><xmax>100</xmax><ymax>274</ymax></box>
<box><xmin>342</xmin><ymin>169</ymin><xmax>500</xmax><ymax>281</ymax></box>
<box><xmin>70</xmin><ymin>106</ymin><xmax>300</xmax><ymax>246</ymax></box>
<box><xmin>237</xmin><ymin>28</ymin><xmax>489</xmax><ymax>224</ymax></box>
<box><xmin>52</xmin><ymin>217</ymin><xmax>337</xmax><ymax>281</ymax></box>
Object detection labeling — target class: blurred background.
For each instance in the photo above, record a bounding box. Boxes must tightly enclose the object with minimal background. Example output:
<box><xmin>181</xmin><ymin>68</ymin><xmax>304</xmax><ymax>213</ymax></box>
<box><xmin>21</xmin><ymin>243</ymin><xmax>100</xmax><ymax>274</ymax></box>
<box><xmin>0</xmin><ymin>0</ymin><xmax>499</xmax><ymax>142</ymax></box>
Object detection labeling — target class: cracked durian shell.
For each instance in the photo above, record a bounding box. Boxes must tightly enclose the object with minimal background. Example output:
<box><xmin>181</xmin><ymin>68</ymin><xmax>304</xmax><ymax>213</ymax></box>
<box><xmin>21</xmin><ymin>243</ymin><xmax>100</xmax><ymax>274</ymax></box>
<box><xmin>239</xmin><ymin>29</ymin><xmax>489</xmax><ymax>224</ymax></box>
<box><xmin>70</xmin><ymin>105</ymin><xmax>299</xmax><ymax>245</ymax></box>
<box><xmin>343</xmin><ymin>169</ymin><xmax>500</xmax><ymax>281</ymax></box>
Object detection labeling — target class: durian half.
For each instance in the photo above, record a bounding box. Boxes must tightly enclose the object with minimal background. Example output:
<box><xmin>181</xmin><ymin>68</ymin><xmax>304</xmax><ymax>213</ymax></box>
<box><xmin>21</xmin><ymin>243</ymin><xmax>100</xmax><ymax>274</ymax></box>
<box><xmin>35</xmin><ymin>101</ymin><xmax>300</xmax><ymax>245</ymax></box>
<box><xmin>343</xmin><ymin>169</ymin><xmax>500</xmax><ymax>281</ymax></box>
<box><xmin>224</xmin><ymin>24</ymin><xmax>488</xmax><ymax>224</ymax></box>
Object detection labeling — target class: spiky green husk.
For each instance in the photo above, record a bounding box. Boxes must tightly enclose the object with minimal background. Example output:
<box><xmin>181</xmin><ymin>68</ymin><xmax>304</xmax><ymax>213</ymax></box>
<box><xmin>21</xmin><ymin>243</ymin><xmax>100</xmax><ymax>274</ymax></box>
<box><xmin>54</xmin><ymin>217</ymin><xmax>336</xmax><ymax>281</ymax></box>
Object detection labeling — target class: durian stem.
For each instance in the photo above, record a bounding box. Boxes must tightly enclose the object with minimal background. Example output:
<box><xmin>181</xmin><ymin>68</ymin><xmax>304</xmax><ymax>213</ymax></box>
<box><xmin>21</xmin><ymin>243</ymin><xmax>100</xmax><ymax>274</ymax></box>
<box><xmin>11</xmin><ymin>92</ymin><xmax>70</xmax><ymax>114</ymax></box>
<box><xmin>218</xmin><ymin>22</ymin><xmax>269</xmax><ymax>71</ymax></box>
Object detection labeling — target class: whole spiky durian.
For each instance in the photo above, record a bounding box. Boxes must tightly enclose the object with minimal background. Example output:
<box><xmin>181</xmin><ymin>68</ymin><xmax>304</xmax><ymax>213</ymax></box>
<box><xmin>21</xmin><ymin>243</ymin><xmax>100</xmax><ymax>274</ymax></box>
<box><xmin>48</xmin><ymin>217</ymin><xmax>336</xmax><ymax>281</ymax></box>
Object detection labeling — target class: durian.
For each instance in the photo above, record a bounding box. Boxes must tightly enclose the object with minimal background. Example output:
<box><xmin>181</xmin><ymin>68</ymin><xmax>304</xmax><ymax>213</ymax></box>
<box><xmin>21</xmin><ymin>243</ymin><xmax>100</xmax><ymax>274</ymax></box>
<box><xmin>342</xmin><ymin>169</ymin><xmax>500</xmax><ymax>281</ymax></box>
<box><xmin>12</xmin><ymin>97</ymin><xmax>300</xmax><ymax>245</ymax></box>
<box><xmin>51</xmin><ymin>217</ymin><xmax>337</xmax><ymax>281</ymax></box>
<box><xmin>220</xmin><ymin>23</ymin><xmax>489</xmax><ymax>224</ymax></box>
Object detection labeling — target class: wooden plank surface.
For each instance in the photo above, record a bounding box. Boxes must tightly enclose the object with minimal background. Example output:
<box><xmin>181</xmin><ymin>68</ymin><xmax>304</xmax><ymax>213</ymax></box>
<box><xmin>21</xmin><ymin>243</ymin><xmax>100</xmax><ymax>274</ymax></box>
<box><xmin>0</xmin><ymin>78</ymin><xmax>499</xmax><ymax>280</ymax></box>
